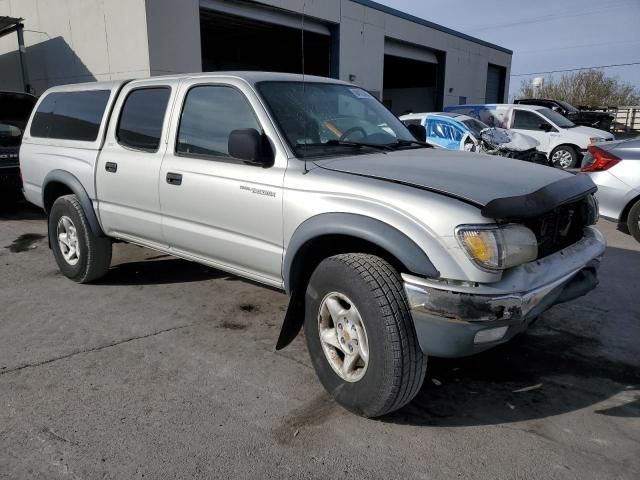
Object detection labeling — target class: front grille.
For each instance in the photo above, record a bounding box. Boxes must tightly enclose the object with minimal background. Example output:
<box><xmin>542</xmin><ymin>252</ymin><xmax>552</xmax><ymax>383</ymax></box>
<box><xmin>523</xmin><ymin>199</ymin><xmax>590</xmax><ymax>259</ymax></box>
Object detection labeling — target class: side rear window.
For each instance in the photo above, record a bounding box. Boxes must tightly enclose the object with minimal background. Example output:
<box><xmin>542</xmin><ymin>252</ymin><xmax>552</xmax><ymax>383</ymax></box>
<box><xmin>512</xmin><ymin>110</ymin><xmax>544</xmax><ymax>130</ymax></box>
<box><xmin>116</xmin><ymin>87</ymin><xmax>171</xmax><ymax>152</ymax></box>
<box><xmin>30</xmin><ymin>90</ymin><xmax>111</xmax><ymax>141</ymax></box>
<box><xmin>176</xmin><ymin>85</ymin><xmax>260</xmax><ymax>158</ymax></box>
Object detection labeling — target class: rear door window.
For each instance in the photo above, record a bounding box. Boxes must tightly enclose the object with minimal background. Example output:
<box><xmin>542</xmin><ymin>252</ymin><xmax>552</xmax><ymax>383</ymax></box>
<box><xmin>116</xmin><ymin>87</ymin><xmax>171</xmax><ymax>152</ymax></box>
<box><xmin>512</xmin><ymin>110</ymin><xmax>545</xmax><ymax>130</ymax></box>
<box><xmin>30</xmin><ymin>90</ymin><xmax>111</xmax><ymax>141</ymax></box>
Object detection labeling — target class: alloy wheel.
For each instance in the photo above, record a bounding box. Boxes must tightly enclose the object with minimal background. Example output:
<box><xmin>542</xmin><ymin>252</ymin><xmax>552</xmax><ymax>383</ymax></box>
<box><xmin>57</xmin><ymin>215</ymin><xmax>80</xmax><ymax>265</ymax></box>
<box><xmin>552</xmin><ymin>149</ymin><xmax>573</xmax><ymax>169</ymax></box>
<box><xmin>317</xmin><ymin>292</ymin><xmax>370</xmax><ymax>382</ymax></box>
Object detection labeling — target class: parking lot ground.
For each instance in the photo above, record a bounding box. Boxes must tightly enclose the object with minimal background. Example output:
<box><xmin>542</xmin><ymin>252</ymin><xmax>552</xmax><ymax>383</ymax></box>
<box><xmin>1</xmin><ymin>200</ymin><xmax>639</xmax><ymax>480</ymax></box>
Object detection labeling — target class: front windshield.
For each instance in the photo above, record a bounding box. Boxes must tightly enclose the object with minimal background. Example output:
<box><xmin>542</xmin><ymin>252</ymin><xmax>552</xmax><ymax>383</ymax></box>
<box><xmin>538</xmin><ymin>107</ymin><xmax>576</xmax><ymax>128</ymax></box>
<box><xmin>556</xmin><ymin>100</ymin><xmax>578</xmax><ymax>113</ymax></box>
<box><xmin>461</xmin><ymin>118</ymin><xmax>489</xmax><ymax>138</ymax></box>
<box><xmin>257</xmin><ymin>81</ymin><xmax>416</xmax><ymax>158</ymax></box>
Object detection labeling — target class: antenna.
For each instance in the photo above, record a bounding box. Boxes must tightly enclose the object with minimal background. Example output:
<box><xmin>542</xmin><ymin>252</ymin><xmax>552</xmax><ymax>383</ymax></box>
<box><xmin>301</xmin><ymin>0</ymin><xmax>308</xmax><ymax>174</ymax></box>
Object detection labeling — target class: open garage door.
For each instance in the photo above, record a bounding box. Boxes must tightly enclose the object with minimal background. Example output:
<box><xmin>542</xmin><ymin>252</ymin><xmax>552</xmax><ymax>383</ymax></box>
<box><xmin>200</xmin><ymin>0</ymin><xmax>334</xmax><ymax>77</ymax></box>
<box><xmin>383</xmin><ymin>39</ymin><xmax>442</xmax><ymax>116</ymax></box>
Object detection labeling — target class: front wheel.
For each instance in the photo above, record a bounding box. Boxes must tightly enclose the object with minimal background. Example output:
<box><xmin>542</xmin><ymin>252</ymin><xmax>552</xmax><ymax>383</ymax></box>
<box><xmin>627</xmin><ymin>199</ymin><xmax>640</xmax><ymax>243</ymax></box>
<box><xmin>304</xmin><ymin>253</ymin><xmax>427</xmax><ymax>417</ymax></box>
<box><xmin>49</xmin><ymin>194</ymin><xmax>112</xmax><ymax>283</ymax></box>
<box><xmin>550</xmin><ymin>145</ymin><xmax>578</xmax><ymax>169</ymax></box>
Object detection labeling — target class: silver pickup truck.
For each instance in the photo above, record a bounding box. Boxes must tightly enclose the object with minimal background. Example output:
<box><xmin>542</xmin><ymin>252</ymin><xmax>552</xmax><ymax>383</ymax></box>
<box><xmin>20</xmin><ymin>72</ymin><xmax>605</xmax><ymax>417</ymax></box>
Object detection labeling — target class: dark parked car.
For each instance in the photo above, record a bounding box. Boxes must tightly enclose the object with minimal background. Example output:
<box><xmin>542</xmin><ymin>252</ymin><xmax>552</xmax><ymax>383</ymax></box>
<box><xmin>0</xmin><ymin>91</ymin><xmax>37</xmax><ymax>199</ymax></box>
<box><xmin>514</xmin><ymin>98</ymin><xmax>614</xmax><ymax>132</ymax></box>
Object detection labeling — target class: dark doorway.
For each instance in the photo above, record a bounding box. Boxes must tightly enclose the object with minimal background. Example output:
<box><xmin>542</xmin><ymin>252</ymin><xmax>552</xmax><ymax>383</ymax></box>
<box><xmin>485</xmin><ymin>64</ymin><xmax>506</xmax><ymax>103</ymax></box>
<box><xmin>200</xmin><ymin>9</ymin><xmax>332</xmax><ymax>77</ymax></box>
<box><xmin>382</xmin><ymin>54</ymin><xmax>441</xmax><ymax>116</ymax></box>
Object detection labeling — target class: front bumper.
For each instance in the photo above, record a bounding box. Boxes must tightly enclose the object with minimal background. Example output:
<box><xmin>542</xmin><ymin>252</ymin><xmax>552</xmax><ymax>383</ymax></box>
<box><xmin>404</xmin><ymin>227</ymin><xmax>606</xmax><ymax>358</ymax></box>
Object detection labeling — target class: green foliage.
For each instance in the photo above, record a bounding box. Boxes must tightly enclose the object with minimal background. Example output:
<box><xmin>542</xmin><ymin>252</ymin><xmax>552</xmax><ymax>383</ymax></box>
<box><xmin>519</xmin><ymin>70</ymin><xmax>640</xmax><ymax>107</ymax></box>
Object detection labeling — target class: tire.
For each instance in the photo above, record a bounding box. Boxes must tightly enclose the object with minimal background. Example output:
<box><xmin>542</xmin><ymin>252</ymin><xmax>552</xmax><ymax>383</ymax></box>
<box><xmin>627</xmin><ymin>199</ymin><xmax>640</xmax><ymax>243</ymax></box>
<box><xmin>550</xmin><ymin>145</ymin><xmax>578</xmax><ymax>169</ymax></box>
<box><xmin>49</xmin><ymin>194</ymin><xmax>112</xmax><ymax>283</ymax></box>
<box><xmin>304</xmin><ymin>253</ymin><xmax>427</xmax><ymax>417</ymax></box>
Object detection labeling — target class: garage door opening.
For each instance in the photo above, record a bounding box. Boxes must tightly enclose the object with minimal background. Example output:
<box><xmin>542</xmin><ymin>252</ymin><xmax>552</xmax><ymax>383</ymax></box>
<box><xmin>382</xmin><ymin>40</ymin><xmax>442</xmax><ymax>116</ymax></box>
<box><xmin>383</xmin><ymin>54</ymin><xmax>441</xmax><ymax>116</ymax></box>
<box><xmin>200</xmin><ymin>9</ymin><xmax>333</xmax><ymax>77</ymax></box>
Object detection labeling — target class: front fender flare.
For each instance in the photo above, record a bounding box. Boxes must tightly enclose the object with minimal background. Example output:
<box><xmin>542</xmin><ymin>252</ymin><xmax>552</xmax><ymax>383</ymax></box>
<box><xmin>43</xmin><ymin>170</ymin><xmax>105</xmax><ymax>237</ymax></box>
<box><xmin>283</xmin><ymin>213</ymin><xmax>439</xmax><ymax>294</ymax></box>
<box><xmin>276</xmin><ymin>213</ymin><xmax>439</xmax><ymax>350</ymax></box>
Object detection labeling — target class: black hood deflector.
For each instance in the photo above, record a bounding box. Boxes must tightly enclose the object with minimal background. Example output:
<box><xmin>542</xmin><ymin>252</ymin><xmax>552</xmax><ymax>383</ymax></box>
<box><xmin>481</xmin><ymin>174</ymin><xmax>597</xmax><ymax>219</ymax></box>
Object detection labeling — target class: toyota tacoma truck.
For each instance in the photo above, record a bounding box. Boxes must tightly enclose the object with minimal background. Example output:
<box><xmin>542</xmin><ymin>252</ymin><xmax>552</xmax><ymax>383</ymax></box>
<box><xmin>20</xmin><ymin>72</ymin><xmax>605</xmax><ymax>417</ymax></box>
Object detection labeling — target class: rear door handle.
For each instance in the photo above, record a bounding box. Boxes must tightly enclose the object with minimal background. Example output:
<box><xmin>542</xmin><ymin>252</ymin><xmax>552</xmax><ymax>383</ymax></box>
<box><xmin>166</xmin><ymin>172</ymin><xmax>182</xmax><ymax>186</ymax></box>
<box><xmin>105</xmin><ymin>162</ymin><xmax>117</xmax><ymax>173</ymax></box>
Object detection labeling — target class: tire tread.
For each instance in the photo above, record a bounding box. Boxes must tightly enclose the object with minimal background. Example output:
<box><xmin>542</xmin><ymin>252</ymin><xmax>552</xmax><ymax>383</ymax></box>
<box><xmin>324</xmin><ymin>253</ymin><xmax>427</xmax><ymax>416</ymax></box>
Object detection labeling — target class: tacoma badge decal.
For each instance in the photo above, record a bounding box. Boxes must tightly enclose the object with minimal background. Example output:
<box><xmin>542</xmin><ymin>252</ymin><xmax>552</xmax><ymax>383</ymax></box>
<box><xmin>240</xmin><ymin>185</ymin><xmax>276</xmax><ymax>197</ymax></box>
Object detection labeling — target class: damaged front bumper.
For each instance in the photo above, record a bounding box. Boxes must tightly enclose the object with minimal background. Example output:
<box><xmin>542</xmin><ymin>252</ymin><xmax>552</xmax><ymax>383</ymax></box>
<box><xmin>403</xmin><ymin>227</ymin><xmax>606</xmax><ymax>357</ymax></box>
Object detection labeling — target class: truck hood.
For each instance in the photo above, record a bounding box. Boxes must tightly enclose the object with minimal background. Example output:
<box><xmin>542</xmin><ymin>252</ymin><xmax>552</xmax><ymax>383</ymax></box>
<box><xmin>315</xmin><ymin>149</ymin><xmax>596</xmax><ymax>218</ymax></box>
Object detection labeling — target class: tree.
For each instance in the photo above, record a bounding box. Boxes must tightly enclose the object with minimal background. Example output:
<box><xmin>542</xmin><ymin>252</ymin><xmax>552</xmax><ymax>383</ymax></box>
<box><xmin>519</xmin><ymin>69</ymin><xmax>640</xmax><ymax>107</ymax></box>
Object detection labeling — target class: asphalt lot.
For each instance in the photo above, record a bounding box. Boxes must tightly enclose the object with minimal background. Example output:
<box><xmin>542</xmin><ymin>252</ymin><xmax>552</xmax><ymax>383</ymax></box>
<box><xmin>1</xmin><ymin>199</ymin><xmax>639</xmax><ymax>480</ymax></box>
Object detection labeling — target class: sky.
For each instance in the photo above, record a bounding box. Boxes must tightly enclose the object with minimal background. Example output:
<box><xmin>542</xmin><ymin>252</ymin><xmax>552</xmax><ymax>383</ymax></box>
<box><xmin>374</xmin><ymin>0</ymin><xmax>640</xmax><ymax>99</ymax></box>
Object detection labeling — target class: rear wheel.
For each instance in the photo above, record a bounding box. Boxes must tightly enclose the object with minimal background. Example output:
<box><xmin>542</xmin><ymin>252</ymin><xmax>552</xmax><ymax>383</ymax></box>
<box><xmin>49</xmin><ymin>194</ymin><xmax>112</xmax><ymax>283</ymax></box>
<box><xmin>627</xmin><ymin>200</ymin><xmax>640</xmax><ymax>243</ymax></box>
<box><xmin>304</xmin><ymin>253</ymin><xmax>427</xmax><ymax>417</ymax></box>
<box><xmin>550</xmin><ymin>145</ymin><xmax>578</xmax><ymax>169</ymax></box>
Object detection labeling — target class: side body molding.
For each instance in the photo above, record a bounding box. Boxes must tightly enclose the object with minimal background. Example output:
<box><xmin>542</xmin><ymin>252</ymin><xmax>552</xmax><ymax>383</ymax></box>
<box><xmin>282</xmin><ymin>213</ymin><xmax>440</xmax><ymax>294</ymax></box>
<box><xmin>276</xmin><ymin>213</ymin><xmax>439</xmax><ymax>351</ymax></box>
<box><xmin>42</xmin><ymin>170</ymin><xmax>105</xmax><ymax>237</ymax></box>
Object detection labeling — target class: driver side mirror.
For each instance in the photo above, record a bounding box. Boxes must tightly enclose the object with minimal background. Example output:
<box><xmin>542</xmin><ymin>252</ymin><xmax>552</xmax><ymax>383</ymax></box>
<box><xmin>407</xmin><ymin>123</ymin><xmax>427</xmax><ymax>142</ymax></box>
<box><xmin>228</xmin><ymin>128</ymin><xmax>274</xmax><ymax>167</ymax></box>
<box><xmin>538</xmin><ymin>123</ymin><xmax>553</xmax><ymax>132</ymax></box>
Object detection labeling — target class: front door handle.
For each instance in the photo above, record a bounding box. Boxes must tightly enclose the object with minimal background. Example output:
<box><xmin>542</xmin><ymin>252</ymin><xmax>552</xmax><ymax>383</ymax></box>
<box><xmin>166</xmin><ymin>172</ymin><xmax>182</xmax><ymax>186</ymax></box>
<box><xmin>105</xmin><ymin>162</ymin><xmax>117</xmax><ymax>173</ymax></box>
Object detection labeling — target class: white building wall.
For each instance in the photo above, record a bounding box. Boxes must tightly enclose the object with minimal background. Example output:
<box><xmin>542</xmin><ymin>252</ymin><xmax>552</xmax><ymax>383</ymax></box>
<box><xmin>0</xmin><ymin>0</ymin><xmax>150</xmax><ymax>94</ymax></box>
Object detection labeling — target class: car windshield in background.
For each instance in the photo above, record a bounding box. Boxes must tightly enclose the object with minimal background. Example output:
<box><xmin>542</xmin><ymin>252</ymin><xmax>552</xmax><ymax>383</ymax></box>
<box><xmin>556</xmin><ymin>100</ymin><xmax>578</xmax><ymax>113</ymax></box>
<box><xmin>461</xmin><ymin>118</ymin><xmax>489</xmax><ymax>138</ymax></box>
<box><xmin>257</xmin><ymin>81</ymin><xmax>416</xmax><ymax>158</ymax></box>
<box><xmin>539</xmin><ymin>107</ymin><xmax>576</xmax><ymax>128</ymax></box>
<box><xmin>0</xmin><ymin>123</ymin><xmax>22</xmax><ymax>147</ymax></box>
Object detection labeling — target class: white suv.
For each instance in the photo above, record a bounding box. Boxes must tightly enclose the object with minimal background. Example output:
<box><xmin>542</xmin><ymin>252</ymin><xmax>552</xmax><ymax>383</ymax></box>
<box><xmin>445</xmin><ymin>103</ymin><xmax>615</xmax><ymax>169</ymax></box>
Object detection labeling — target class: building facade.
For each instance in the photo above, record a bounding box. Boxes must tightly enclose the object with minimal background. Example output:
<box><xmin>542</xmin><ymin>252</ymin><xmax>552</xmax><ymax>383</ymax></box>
<box><xmin>0</xmin><ymin>0</ymin><xmax>512</xmax><ymax>113</ymax></box>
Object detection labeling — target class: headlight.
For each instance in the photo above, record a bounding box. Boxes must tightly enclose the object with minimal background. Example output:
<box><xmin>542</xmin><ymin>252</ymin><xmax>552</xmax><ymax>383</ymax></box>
<box><xmin>590</xmin><ymin>137</ymin><xmax>604</xmax><ymax>144</ymax></box>
<box><xmin>455</xmin><ymin>224</ymin><xmax>538</xmax><ymax>271</ymax></box>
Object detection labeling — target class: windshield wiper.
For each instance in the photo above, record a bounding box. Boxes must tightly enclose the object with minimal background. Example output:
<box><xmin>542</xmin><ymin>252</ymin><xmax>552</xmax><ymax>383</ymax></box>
<box><xmin>297</xmin><ymin>140</ymin><xmax>393</xmax><ymax>152</ymax></box>
<box><xmin>388</xmin><ymin>139</ymin><xmax>435</xmax><ymax>149</ymax></box>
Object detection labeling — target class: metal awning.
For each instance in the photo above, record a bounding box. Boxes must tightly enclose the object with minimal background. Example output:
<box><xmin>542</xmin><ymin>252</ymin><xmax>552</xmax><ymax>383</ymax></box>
<box><xmin>0</xmin><ymin>16</ymin><xmax>30</xmax><ymax>93</ymax></box>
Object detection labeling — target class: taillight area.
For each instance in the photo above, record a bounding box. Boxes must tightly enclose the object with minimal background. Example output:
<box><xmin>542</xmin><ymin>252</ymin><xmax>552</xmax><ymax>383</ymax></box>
<box><xmin>581</xmin><ymin>145</ymin><xmax>621</xmax><ymax>172</ymax></box>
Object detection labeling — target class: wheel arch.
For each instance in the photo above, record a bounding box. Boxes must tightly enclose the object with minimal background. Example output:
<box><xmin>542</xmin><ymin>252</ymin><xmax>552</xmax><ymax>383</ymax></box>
<box><xmin>283</xmin><ymin>213</ymin><xmax>439</xmax><ymax>295</ymax></box>
<box><xmin>42</xmin><ymin>170</ymin><xmax>104</xmax><ymax>237</ymax></box>
<box><xmin>550</xmin><ymin>143</ymin><xmax>582</xmax><ymax>156</ymax></box>
<box><xmin>620</xmin><ymin>192</ymin><xmax>640</xmax><ymax>223</ymax></box>
<box><xmin>276</xmin><ymin>213</ymin><xmax>439</xmax><ymax>350</ymax></box>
